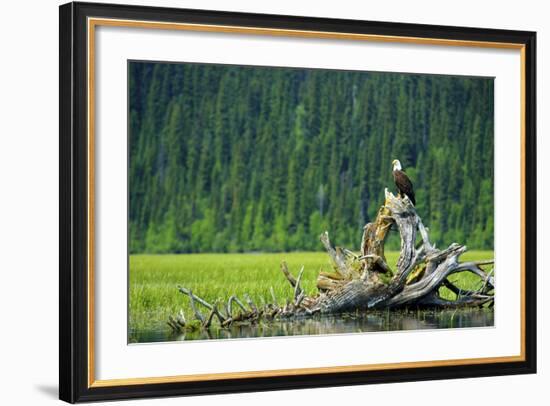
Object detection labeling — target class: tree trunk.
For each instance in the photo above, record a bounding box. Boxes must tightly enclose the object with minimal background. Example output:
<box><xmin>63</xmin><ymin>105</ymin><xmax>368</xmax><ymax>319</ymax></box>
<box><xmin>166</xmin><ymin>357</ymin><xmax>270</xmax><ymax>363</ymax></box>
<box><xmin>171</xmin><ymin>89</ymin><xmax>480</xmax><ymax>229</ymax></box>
<box><xmin>168</xmin><ymin>189</ymin><xmax>494</xmax><ymax>331</ymax></box>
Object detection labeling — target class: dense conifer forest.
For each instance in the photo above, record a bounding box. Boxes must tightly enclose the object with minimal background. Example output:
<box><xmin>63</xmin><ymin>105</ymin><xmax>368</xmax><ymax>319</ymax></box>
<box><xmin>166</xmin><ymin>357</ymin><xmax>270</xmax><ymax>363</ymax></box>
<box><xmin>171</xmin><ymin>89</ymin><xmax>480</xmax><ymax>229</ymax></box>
<box><xmin>129</xmin><ymin>61</ymin><xmax>494</xmax><ymax>254</ymax></box>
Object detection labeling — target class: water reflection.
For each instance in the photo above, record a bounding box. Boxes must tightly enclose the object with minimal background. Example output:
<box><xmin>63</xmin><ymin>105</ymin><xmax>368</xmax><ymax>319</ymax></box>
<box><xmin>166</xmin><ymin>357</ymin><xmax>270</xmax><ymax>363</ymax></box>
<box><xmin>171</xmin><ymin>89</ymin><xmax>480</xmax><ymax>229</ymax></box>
<box><xmin>130</xmin><ymin>308</ymin><xmax>494</xmax><ymax>344</ymax></box>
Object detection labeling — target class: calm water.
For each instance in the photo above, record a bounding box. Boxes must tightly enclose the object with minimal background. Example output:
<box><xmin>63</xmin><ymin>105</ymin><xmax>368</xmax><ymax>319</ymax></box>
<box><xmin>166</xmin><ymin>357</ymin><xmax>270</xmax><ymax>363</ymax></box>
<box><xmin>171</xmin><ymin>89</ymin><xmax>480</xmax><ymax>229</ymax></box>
<box><xmin>129</xmin><ymin>308</ymin><xmax>494</xmax><ymax>343</ymax></box>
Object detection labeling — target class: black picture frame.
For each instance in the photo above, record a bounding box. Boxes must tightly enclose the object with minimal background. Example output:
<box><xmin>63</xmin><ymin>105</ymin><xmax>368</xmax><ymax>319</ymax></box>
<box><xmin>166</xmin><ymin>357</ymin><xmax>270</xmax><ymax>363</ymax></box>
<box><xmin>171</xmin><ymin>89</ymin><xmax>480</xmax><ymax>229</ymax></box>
<box><xmin>59</xmin><ymin>1</ymin><xmax>537</xmax><ymax>403</ymax></box>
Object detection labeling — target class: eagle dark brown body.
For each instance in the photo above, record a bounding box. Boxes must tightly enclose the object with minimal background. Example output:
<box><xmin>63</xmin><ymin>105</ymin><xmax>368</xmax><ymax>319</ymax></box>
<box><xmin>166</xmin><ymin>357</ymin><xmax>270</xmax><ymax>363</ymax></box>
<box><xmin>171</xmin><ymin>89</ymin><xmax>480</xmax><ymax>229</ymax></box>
<box><xmin>392</xmin><ymin>159</ymin><xmax>416</xmax><ymax>205</ymax></box>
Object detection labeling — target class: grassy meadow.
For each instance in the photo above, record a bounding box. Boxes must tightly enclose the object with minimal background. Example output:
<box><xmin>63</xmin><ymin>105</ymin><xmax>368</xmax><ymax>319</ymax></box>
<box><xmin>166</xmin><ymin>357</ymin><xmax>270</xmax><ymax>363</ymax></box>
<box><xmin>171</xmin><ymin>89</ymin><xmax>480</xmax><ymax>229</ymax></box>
<box><xmin>129</xmin><ymin>251</ymin><xmax>494</xmax><ymax>334</ymax></box>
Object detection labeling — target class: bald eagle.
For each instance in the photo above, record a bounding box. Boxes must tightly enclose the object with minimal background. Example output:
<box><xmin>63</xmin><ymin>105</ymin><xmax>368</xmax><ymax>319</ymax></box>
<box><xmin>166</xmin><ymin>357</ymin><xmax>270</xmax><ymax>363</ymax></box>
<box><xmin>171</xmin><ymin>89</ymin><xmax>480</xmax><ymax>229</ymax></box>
<box><xmin>392</xmin><ymin>159</ymin><xmax>416</xmax><ymax>205</ymax></box>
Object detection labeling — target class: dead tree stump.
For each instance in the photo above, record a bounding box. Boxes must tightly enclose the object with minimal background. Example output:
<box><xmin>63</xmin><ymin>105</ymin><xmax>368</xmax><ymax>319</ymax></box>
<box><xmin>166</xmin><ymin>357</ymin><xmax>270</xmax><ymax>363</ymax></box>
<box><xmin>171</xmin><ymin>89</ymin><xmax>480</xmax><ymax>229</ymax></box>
<box><xmin>168</xmin><ymin>189</ymin><xmax>494</xmax><ymax>332</ymax></box>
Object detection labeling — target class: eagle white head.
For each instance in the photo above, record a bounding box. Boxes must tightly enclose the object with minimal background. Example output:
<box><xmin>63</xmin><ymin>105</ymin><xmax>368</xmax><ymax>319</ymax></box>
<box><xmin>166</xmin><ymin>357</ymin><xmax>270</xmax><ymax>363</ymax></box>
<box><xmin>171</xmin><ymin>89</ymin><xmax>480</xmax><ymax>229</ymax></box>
<box><xmin>392</xmin><ymin>159</ymin><xmax>402</xmax><ymax>171</ymax></box>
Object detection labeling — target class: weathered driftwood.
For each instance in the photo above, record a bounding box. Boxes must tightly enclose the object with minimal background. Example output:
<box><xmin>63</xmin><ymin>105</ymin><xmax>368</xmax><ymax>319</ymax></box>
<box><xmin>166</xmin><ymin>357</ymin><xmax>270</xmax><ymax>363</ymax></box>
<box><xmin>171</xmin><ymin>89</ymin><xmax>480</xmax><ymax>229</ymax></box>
<box><xmin>168</xmin><ymin>189</ymin><xmax>494</xmax><ymax>332</ymax></box>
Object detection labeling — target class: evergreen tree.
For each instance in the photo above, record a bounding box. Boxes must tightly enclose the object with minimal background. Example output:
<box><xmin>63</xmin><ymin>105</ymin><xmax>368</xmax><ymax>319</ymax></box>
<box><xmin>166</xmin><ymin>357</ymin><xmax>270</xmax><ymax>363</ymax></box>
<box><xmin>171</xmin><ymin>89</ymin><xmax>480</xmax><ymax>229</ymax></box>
<box><xmin>129</xmin><ymin>62</ymin><xmax>495</xmax><ymax>253</ymax></box>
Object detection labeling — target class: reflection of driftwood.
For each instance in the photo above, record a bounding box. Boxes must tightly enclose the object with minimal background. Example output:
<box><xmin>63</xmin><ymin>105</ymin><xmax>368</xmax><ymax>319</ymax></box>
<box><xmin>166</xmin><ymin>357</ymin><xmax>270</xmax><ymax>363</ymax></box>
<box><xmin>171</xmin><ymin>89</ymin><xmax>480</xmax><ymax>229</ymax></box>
<box><xmin>168</xmin><ymin>189</ymin><xmax>494</xmax><ymax>332</ymax></box>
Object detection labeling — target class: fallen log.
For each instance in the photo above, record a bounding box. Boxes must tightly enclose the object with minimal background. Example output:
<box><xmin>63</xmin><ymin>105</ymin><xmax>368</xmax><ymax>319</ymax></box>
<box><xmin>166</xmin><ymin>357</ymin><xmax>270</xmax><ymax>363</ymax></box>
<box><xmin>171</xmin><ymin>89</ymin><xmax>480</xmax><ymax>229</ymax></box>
<box><xmin>169</xmin><ymin>189</ymin><xmax>494</xmax><ymax>331</ymax></box>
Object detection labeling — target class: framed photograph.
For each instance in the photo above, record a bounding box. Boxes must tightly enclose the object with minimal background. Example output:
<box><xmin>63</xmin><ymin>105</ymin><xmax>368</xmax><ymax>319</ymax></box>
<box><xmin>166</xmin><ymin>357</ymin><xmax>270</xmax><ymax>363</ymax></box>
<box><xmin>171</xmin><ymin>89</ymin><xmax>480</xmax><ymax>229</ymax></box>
<box><xmin>59</xmin><ymin>1</ymin><xmax>536</xmax><ymax>402</ymax></box>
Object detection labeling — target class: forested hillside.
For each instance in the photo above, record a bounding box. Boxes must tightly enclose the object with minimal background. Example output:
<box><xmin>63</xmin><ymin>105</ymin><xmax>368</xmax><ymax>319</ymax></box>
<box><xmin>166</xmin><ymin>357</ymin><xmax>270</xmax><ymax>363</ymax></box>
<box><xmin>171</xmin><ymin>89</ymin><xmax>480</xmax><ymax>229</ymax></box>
<box><xmin>129</xmin><ymin>62</ymin><xmax>494</xmax><ymax>253</ymax></box>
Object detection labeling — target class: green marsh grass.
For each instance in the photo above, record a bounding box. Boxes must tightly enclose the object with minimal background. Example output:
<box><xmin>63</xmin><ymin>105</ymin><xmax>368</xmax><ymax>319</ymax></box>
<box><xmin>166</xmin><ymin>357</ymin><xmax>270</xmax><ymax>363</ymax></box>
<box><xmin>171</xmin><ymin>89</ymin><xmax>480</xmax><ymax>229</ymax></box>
<box><xmin>129</xmin><ymin>251</ymin><xmax>494</xmax><ymax>333</ymax></box>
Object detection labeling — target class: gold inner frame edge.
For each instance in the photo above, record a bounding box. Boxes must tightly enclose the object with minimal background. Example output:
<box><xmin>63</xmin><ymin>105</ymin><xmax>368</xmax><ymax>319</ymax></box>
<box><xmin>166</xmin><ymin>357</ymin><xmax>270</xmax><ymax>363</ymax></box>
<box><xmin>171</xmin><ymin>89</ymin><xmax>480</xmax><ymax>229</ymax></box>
<box><xmin>87</xmin><ymin>17</ymin><xmax>527</xmax><ymax>388</ymax></box>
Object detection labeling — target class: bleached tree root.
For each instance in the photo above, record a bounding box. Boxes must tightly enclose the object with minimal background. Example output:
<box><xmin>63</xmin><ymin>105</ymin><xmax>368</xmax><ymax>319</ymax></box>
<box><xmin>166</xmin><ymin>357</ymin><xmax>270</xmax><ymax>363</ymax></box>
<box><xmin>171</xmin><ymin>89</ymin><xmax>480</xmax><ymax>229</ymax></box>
<box><xmin>168</xmin><ymin>189</ymin><xmax>494</xmax><ymax>332</ymax></box>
